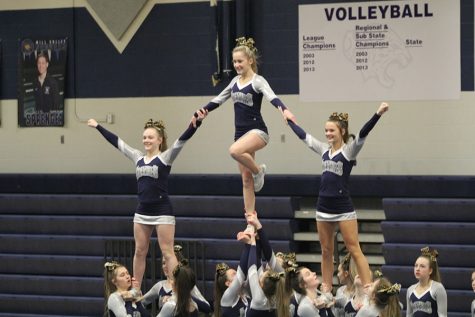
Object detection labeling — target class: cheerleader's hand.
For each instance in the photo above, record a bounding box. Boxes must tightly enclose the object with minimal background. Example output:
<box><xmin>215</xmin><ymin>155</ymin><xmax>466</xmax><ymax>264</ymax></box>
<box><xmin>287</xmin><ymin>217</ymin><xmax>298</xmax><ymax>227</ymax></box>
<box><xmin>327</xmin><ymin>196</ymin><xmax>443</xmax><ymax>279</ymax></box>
<box><xmin>196</xmin><ymin>108</ymin><xmax>208</xmax><ymax>122</ymax></box>
<box><xmin>313</xmin><ymin>297</ymin><xmax>326</xmax><ymax>309</ymax></box>
<box><xmin>279</xmin><ymin>107</ymin><xmax>297</xmax><ymax>125</ymax></box>
<box><xmin>162</xmin><ymin>295</ymin><xmax>171</xmax><ymax>304</ymax></box>
<box><xmin>87</xmin><ymin>119</ymin><xmax>98</xmax><ymax>128</ymax></box>
<box><xmin>190</xmin><ymin>110</ymin><xmax>200</xmax><ymax>128</ymax></box>
<box><xmin>377</xmin><ymin>102</ymin><xmax>389</xmax><ymax>116</ymax></box>
<box><xmin>245</xmin><ymin>211</ymin><xmax>262</xmax><ymax>230</ymax></box>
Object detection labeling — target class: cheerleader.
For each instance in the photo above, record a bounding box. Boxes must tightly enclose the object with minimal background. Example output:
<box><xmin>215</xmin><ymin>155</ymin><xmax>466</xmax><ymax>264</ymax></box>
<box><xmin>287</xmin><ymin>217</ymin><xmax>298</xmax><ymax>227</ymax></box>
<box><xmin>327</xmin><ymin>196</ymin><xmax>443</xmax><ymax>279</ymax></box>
<box><xmin>104</xmin><ymin>261</ymin><xmax>150</xmax><ymax>317</ymax></box>
<box><xmin>286</xmin><ymin>265</ymin><xmax>334</xmax><ymax>317</ymax></box>
<box><xmin>471</xmin><ymin>270</ymin><xmax>475</xmax><ymax>317</ymax></box>
<box><xmin>213</xmin><ymin>244</ymin><xmax>251</xmax><ymax>317</ymax></box>
<box><xmin>157</xmin><ymin>264</ymin><xmax>199</xmax><ymax>317</ymax></box>
<box><xmin>142</xmin><ymin>246</ymin><xmax>210</xmax><ymax>314</ymax></box>
<box><xmin>88</xmin><ymin>109</ymin><xmax>207</xmax><ymax>295</ymax></box>
<box><xmin>343</xmin><ymin>267</ymin><xmax>368</xmax><ymax>317</ymax></box>
<box><xmin>245</xmin><ymin>211</ymin><xmax>284</xmax><ymax>273</ymax></box>
<box><xmin>191</xmin><ymin>37</ymin><xmax>296</xmax><ymax>235</ymax></box>
<box><xmin>245</xmin><ymin>231</ymin><xmax>289</xmax><ymax>317</ymax></box>
<box><xmin>333</xmin><ymin>254</ymin><xmax>354</xmax><ymax>317</ymax></box>
<box><xmin>406</xmin><ymin>247</ymin><xmax>447</xmax><ymax>317</ymax></box>
<box><xmin>356</xmin><ymin>277</ymin><xmax>401</xmax><ymax>317</ymax></box>
<box><xmin>286</xmin><ymin>102</ymin><xmax>389</xmax><ymax>298</ymax></box>
<box><xmin>141</xmin><ymin>257</ymin><xmax>173</xmax><ymax>309</ymax></box>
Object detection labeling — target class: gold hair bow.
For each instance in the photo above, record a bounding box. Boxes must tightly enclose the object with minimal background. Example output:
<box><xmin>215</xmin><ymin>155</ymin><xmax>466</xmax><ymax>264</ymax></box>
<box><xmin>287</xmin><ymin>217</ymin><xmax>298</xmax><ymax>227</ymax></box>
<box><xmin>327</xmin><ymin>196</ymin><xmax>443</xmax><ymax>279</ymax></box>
<box><xmin>235</xmin><ymin>37</ymin><xmax>258</xmax><ymax>54</ymax></box>
<box><xmin>374</xmin><ymin>270</ymin><xmax>383</xmax><ymax>279</ymax></box>
<box><xmin>378</xmin><ymin>283</ymin><xmax>401</xmax><ymax>295</ymax></box>
<box><xmin>285</xmin><ymin>252</ymin><xmax>297</xmax><ymax>263</ymax></box>
<box><xmin>421</xmin><ymin>246</ymin><xmax>438</xmax><ymax>262</ymax></box>
<box><xmin>174</xmin><ymin>245</ymin><xmax>183</xmax><ymax>252</ymax></box>
<box><xmin>329</xmin><ymin>112</ymin><xmax>349</xmax><ymax>123</ymax></box>
<box><xmin>144</xmin><ymin>119</ymin><xmax>164</xmax><ymax>131</ymax></box>
<box><xmin>216</xmin><ymin>262</ymin><xmax>230</xmax><ymax>276</ymax></box>
<box><xmin>268</xmin><ymin>271</ymin><xmax>285</xmax><ymax>281</ymax></box>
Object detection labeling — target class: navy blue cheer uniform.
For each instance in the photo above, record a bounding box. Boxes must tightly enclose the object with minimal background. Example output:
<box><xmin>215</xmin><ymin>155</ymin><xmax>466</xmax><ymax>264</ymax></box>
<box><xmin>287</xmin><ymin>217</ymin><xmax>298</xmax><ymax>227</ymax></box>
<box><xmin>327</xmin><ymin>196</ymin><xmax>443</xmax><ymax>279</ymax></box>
<box><xmin>204</xmin><ymin>74</ymin><xmax>287</xmax><ymax>142</ymax></box>
<box><xmin>406</xmin><ymin>281</ymin><xmax>447</xmax><ymax>317</ymax></box>
<box><xmin>94</xmin><ymin>122</ymin><xmax>202</xmax><ymax>225</ymax></box>
<box><xmin>288</xmin><ymin>113</ymin><xmax>382</xmax><ymax>222</ymax></box>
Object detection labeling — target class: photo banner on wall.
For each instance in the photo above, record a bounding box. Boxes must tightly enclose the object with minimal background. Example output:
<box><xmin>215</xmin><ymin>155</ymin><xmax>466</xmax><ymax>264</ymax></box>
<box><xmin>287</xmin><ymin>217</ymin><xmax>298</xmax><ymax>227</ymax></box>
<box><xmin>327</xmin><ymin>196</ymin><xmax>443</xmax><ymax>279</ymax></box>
<box><xmin>298</xmin><ymin>0</ymin><xmax>460</xmax><ymax>102</ymax></box>
<box><xmin>0</xmin><ymin>39</ymin><xmax>2</xmax><ymax>126</ymax></box>
<box><xmin>18</xmin><ymin>38</ymin><xmax>67</xmax><ymax>127</ymax></box>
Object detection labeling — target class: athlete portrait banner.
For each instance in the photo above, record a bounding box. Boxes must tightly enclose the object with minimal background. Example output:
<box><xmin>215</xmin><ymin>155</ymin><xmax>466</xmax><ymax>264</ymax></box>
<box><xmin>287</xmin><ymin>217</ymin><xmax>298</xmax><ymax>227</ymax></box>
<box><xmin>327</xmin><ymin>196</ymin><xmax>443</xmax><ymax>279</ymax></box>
<box><xmin>18</xmin><ymin>38</ymin><xmax>67</xmax><ymax>127</ymax></box>
<box><xmin>0</xmin><ymin>39</ymin><xmax>2</xmax><ymax>126</ymax></box>
<box><xmin>298</xmin><ymin>0</ymin><xmax>460</xmax><ymax>102</ymax></box>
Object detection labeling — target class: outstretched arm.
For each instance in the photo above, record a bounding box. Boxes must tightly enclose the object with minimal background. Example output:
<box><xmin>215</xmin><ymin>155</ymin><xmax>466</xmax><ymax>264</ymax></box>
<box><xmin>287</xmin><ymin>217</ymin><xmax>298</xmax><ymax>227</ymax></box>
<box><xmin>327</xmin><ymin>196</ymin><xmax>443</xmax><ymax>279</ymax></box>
<box><xmin>87</xmin><ymin>118</ymin><xmax>142</xmax><ymax>163</ymax></box>
<box><xmin>359</xmin><ymin>102</ymin><xmax>389</xmax><ymax>138</ymax></box>
<box><xmin>287</xmin><ymin>120</ymin><xmax>327</xmax><ymax>155</ymax></box>
<box><xmin>253</xmin><ymin>75</ymin><xmax>296</xmax><ymax>124</ymax></box>
<box><xmin>162</xmin><ymin>109</ymin><xmax>208</xmax><ymax>165</ymax></box>
<box><xmin>191</xmin><ymin>78</ymin><xmax>236</xmax><ymax>127</ymax></box>
<box><xmin>87</xmin><ymin>118</ymin><xmax>119</xmax><ymax>148</ymax></box>
<box><xmin>180</xmin><ymin>109</ymin><xmax>208</xmax><ymax>140</ymax></box>
<box><xmin>344</xmin><ymin>102</ymin><xmax>389</xmax><ymax>161</ymax></box>
<box><xmin>287</xmin><ymin>120</ymin><xmax>307</xmax><ymax>140</ymax></box>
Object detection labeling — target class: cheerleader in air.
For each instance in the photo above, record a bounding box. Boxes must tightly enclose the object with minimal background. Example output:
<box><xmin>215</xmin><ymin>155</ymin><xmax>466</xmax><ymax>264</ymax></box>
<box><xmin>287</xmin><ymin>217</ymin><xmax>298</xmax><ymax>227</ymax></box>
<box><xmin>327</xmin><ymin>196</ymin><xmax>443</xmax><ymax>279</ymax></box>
<box><xmin>286</xmin><ymin>102</ymin><xmax>389</xmax><ymax>301</ymax></box>
<box><xmin>88</xmin><ymin>109</ymin><xmax>207</xmax><ymax>298</ymax></box>
<box><xmin>191</xmin><ymin>37</ymin><xmax>296</xmax><ymax>234</ymax></box>
<box><xmin>406</xmin><ymin>247</ymin><xmax>447</xmax><ymax>317</ymax></box>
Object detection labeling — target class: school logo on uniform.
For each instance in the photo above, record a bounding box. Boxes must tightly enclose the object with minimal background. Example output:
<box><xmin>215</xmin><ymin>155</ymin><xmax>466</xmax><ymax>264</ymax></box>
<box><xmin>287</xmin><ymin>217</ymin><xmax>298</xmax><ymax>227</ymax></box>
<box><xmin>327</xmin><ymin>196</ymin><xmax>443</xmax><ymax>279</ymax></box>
<box><xmin>232</xmin><ymin>91</ymin><xmax>254</xmax><ymax>107</ymax></box>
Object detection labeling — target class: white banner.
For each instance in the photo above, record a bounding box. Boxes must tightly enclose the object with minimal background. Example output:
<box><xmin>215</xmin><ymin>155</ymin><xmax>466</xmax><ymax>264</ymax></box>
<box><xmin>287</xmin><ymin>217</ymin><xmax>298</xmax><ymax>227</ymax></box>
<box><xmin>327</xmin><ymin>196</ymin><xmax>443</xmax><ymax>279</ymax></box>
<box><xmin>299</xmin><ymin>0</ymin><xmax>460</xmax><ymax>102</ymax></box>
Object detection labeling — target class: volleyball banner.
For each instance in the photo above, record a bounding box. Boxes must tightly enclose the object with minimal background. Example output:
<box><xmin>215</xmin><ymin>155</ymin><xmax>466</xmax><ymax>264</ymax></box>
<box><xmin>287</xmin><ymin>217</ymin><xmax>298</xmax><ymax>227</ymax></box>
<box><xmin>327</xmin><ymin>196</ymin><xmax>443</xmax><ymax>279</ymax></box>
<box><xmin>298</xmin><ymin>0</ymin><xmax>460</xmax><ymax>102</ymax></box>
<box><xmin>18</xmin><ymin>38</ymin><xmax>67</xmax><ymax>127</ymax></box>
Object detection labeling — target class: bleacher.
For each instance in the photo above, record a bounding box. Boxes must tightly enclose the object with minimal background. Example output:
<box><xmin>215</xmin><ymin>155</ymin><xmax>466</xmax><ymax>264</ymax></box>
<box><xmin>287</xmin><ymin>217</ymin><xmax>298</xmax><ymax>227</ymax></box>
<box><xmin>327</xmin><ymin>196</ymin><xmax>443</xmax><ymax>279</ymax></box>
<box><xmin>1</xmin><ymin>174</ymin><xmax>475</xmax><ymax>316</ymax></box>
<box><xmin>0</xmin><ymin>175</ymin><xmax>296</xmax><ymax>316</ymax></box>
<box><xmin>382</xmin><ymin>198</ymin><xmax>475</xmax><ymax>317</ymax></box>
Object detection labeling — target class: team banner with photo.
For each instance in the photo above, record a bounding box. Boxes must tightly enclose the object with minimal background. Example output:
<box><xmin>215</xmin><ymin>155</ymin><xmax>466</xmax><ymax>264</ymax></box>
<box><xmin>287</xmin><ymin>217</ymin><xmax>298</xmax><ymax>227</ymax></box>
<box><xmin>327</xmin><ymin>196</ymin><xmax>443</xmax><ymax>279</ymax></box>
<box><xmin>298</xmin><ymin>0</ymin><xmax>460</xmax><ymax>102</ymax></box>
<box><xmin>18</xmin><ymin>38</ymin><xmax>67</xmax><ymax>127</ymax></box>
<box><xmin>0</xmin><ymin>39</ymin><xmax>2</xmax><ymax>126</ymax></box>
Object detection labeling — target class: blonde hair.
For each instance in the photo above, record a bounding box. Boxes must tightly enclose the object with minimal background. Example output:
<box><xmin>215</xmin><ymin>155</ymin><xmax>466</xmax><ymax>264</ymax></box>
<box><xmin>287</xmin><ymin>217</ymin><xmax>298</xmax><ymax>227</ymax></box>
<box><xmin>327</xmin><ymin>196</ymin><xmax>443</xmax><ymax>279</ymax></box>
<box><xmin>419</xmin><ymin>246</ymin><xmax>441</xmax><ymax>283</ymax></box>
<box><xmin>328</xmin><ymin>112</ymin><xmax>355</xmax><ymax>143</ymax></box>
<box><xmin>262</xmin><ymin>271</ymin><xmax>290</xmax><ymax>317</ymax></box>
<box><xmin>233</xmin><ymin>37</ymin><xmax>259</xmax><ymax>73</ymax></box>
<box><xmin>213</xmin><ymin>262</ymin><xmax>231</xmax><ymax>317</ymax></box>
<box><xmin>103</xmin><ymin>261</ymin><xmax>125</xmax><ymax>317</ymax></box>
<box><xmin>373</xmin><ymin>277</ymin><xmax>401</xmax><ymax>317</ymax></box>
<box><xmin>144</xmin><ymin>119</ymin><xmax>168</xmax><ymax>151</ymax></box>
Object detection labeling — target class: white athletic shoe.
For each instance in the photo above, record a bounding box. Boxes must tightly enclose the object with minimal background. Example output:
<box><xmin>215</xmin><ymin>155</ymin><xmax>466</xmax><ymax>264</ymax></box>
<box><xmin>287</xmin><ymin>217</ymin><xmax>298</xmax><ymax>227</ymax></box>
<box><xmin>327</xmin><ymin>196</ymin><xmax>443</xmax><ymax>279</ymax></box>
<box><xmin>253</xmin><ymin>164</ymin><xmax>266</xmax><ymax>192</ymax></box>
